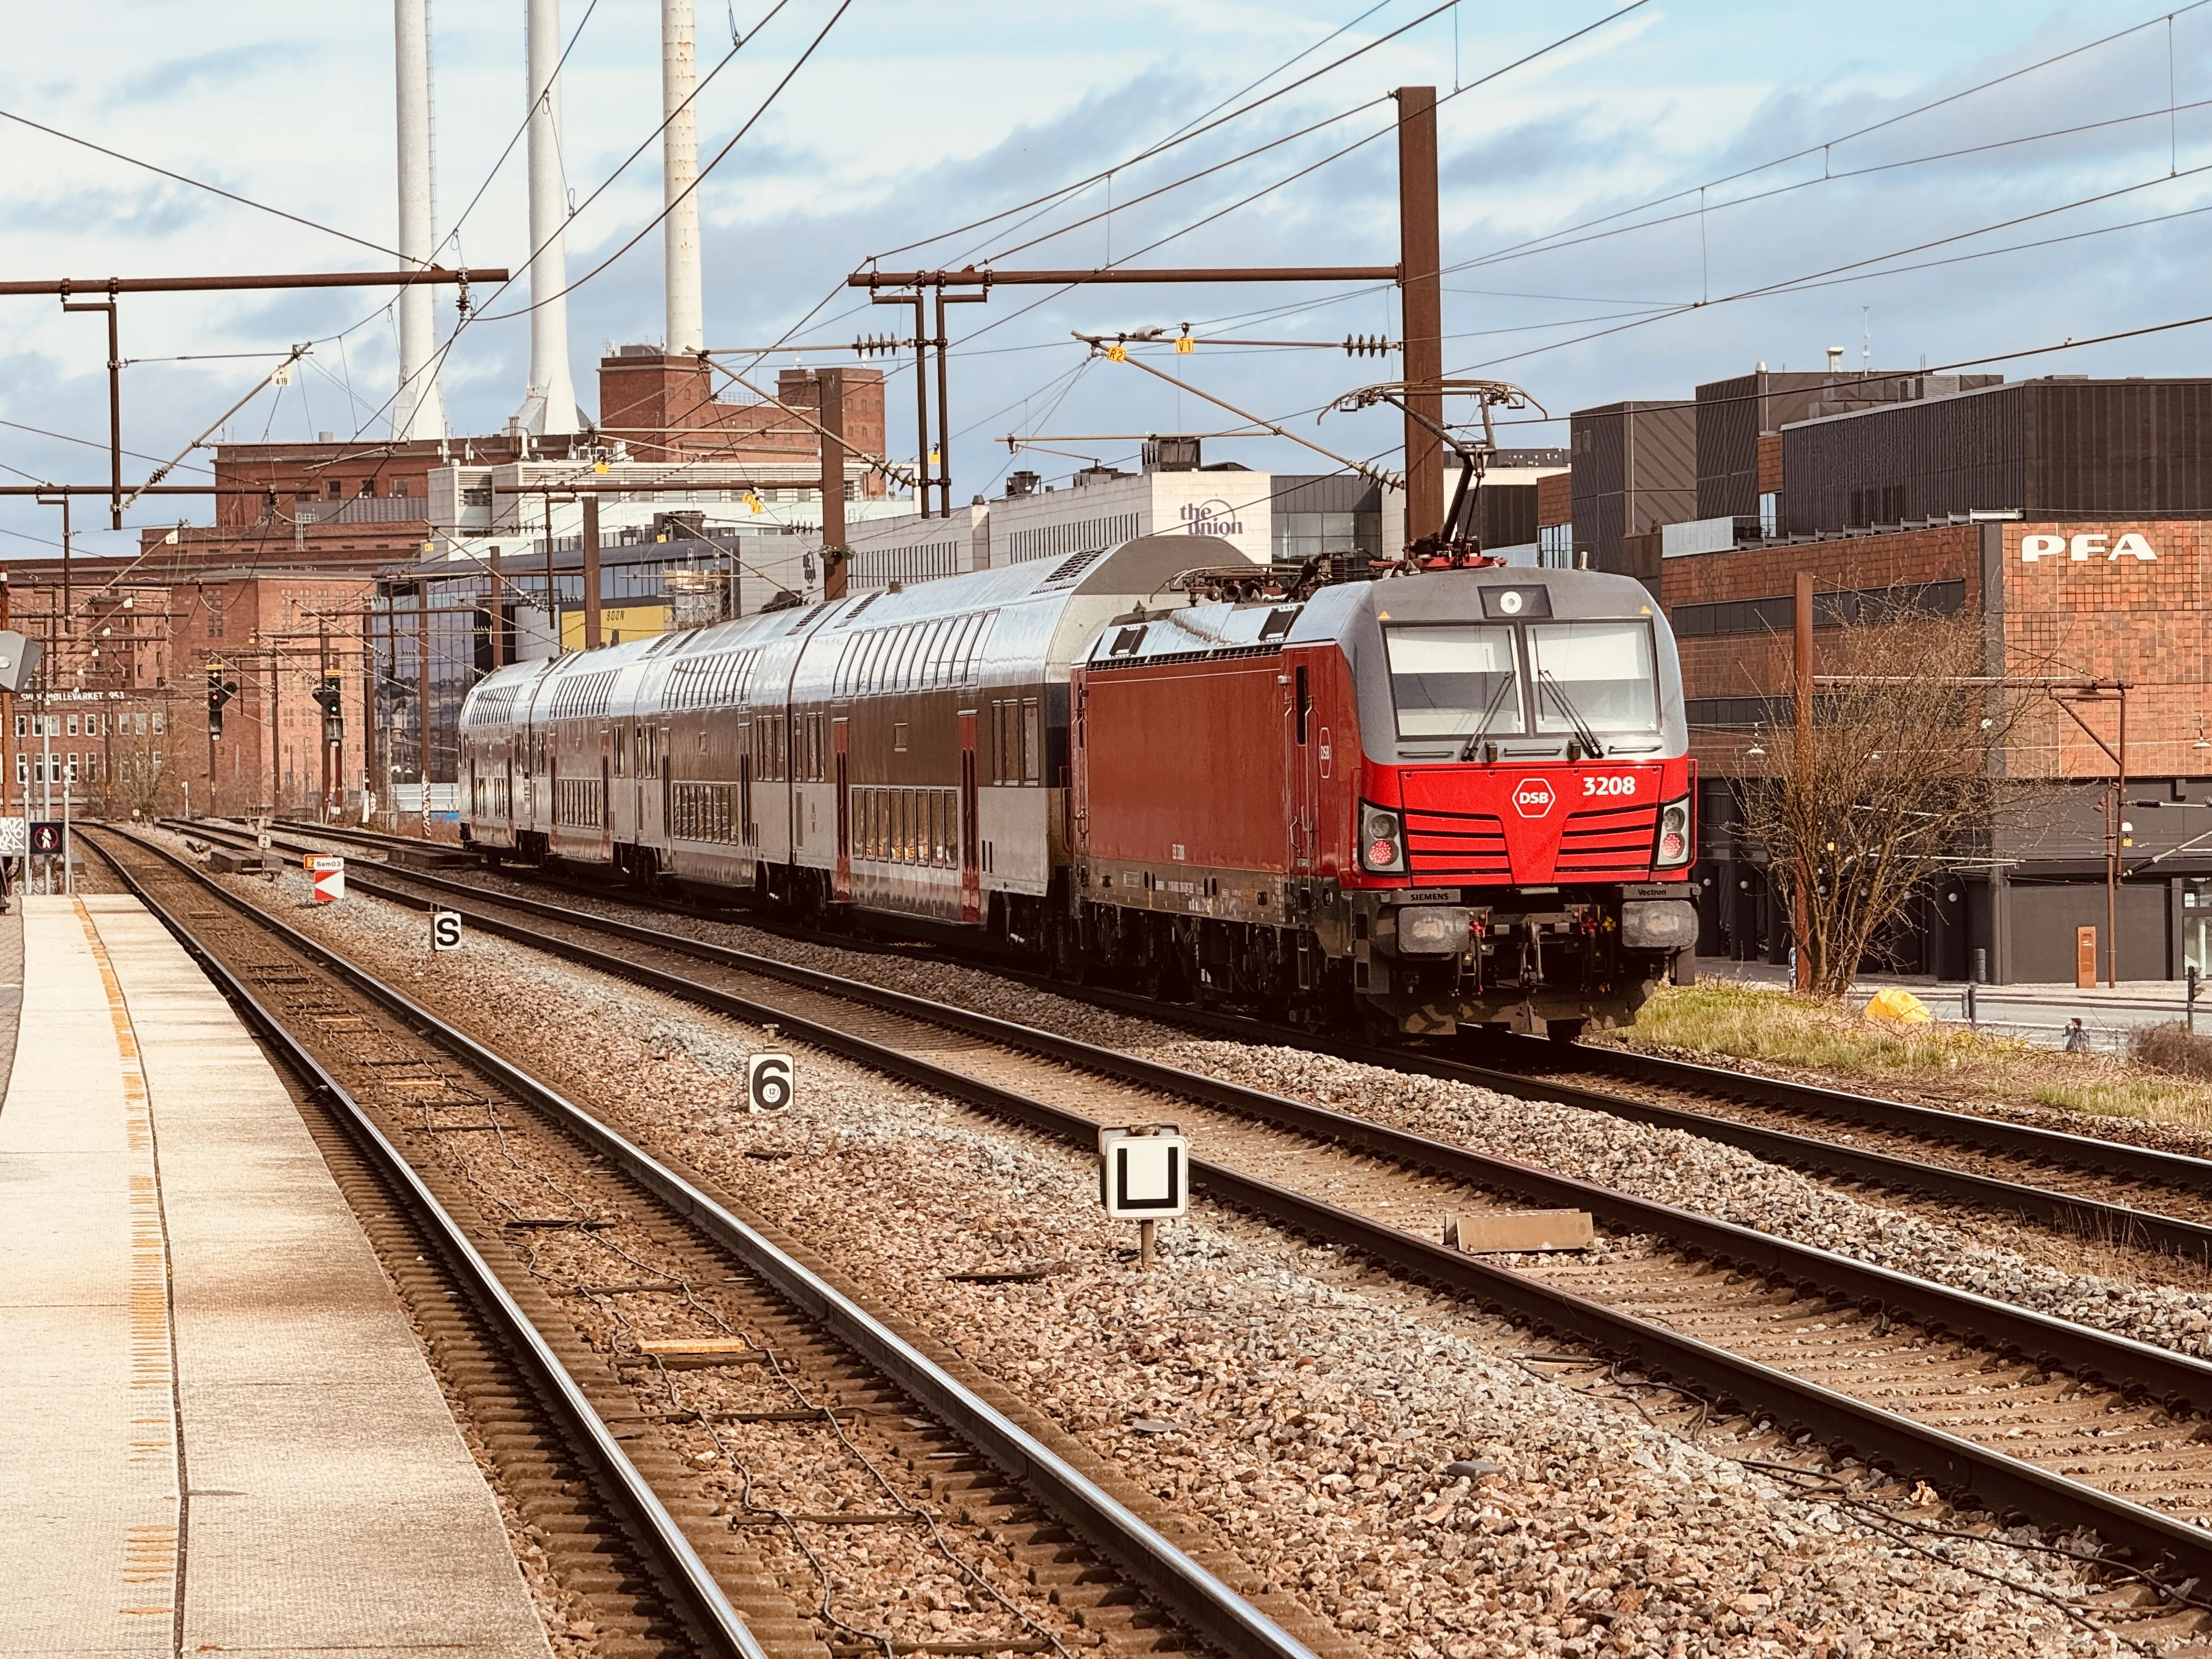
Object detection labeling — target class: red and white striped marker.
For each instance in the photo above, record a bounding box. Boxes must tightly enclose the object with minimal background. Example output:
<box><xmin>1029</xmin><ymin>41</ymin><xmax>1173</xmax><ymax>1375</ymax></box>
<box><xmin>305</xmin><ymin>854</ymin><xmax>346</xmax><ymax>904</ymax></box>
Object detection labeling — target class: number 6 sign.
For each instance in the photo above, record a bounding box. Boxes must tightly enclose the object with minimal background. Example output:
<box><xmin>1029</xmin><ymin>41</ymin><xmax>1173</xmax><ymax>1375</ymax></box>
<box><xmin>746</xmin><ymin>1053</ymin><xmax>793</xmax><ymax>1111</ymax></box>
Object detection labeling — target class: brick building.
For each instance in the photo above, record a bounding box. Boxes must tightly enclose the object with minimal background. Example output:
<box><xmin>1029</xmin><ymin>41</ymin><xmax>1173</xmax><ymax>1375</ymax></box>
<box><xmin>1667</xmin><ymin>518</ymin><xmax>2212</xmax><ymax>983</ymax></box>
<box><xmin>138</xmin><ymin>356</ymin><xmax>890</xmax><ymax>572</ymax></box>
<box><xmin>593</xmin><ymin>353</ymin><xmax>888</xmax><ymax>481</ymax></box>
<box><xmin>1</xmin><ymin>555</ymin><xmax>377</xmax><ymax>822</ymax></box>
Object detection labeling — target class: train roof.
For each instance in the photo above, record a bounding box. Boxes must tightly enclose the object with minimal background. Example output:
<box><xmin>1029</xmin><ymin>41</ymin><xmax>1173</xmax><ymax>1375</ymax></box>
<box><xmin>459</xmin><ymin>532</ymin><xmax>1244</xmax><ymax>719</ymax></box>
<box><xmin>1080</xmin><ymin>566</ymin><xmax>1672</xmax><ymax>667</ymax></box>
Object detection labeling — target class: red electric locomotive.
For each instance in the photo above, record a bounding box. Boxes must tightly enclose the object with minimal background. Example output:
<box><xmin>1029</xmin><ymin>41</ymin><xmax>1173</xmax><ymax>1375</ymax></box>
<box><xmin>1069</xmin><ymin>565</ymin><xmax>1697</xmax><ymax>1038</ymax></box>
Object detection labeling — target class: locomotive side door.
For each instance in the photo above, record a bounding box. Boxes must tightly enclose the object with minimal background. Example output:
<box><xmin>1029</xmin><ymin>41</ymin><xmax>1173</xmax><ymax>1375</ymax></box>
<box><xmin>958</xmin><ymin>708</ymin><xmax>980</xmax><ymax>924</ymax></box>
<box><xmin>832</xmin><ymin>716</ymin><xmax>851</xmax><ymax>901</ymax></box>
<box><xmin>1289</xmin><ymin>658</ymin><xmax>1317</xmax><ymax>873</ymax></box>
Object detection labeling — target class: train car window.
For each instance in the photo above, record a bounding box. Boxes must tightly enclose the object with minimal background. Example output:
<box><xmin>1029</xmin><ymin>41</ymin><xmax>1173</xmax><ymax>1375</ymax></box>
<box><xmin>1526</xmin><ymin>622</ymin><xmax>1659</xmax><ymax>732</ymax></box>
<box><xmin>1022</xmin><ymin>700</ymin><xmax>1042</xmax><ymax>785</ymax></box>
<box><xmin>1383</xmin><ymin>625</ymin><xmax>1525</xmax><ymax>738</ymax></box>
<box><xmin>893</xmin><ymin>722</ymin><xmax>909</xmax><ymax>753</ymax></box>
<box><xmin>990</xmin><ymin>701</ymin><xmax>1011</xmax><ymax>785</ymax></box>
<box><xmin>1295</xmin><ymin>665</ymin><xmax>1311</xmax><ymax>744</ymax></box>
<box><xmin>613</xmin><ymin>729</ymin><xmax>625</xmax><ymax>778</ymax></box>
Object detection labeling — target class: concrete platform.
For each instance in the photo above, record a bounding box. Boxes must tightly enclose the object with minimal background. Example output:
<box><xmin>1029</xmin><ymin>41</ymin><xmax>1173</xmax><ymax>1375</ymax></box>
<box><xmin>0</xmin><ymin>895</ymin><xmax>551</xmax><ymax>1658</ymax></box>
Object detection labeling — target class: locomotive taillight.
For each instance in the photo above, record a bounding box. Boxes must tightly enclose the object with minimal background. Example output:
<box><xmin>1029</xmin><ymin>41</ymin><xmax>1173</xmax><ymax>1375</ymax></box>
<box><xmin>1654</xmin><ymin>794</ymin><xmax>1692</xmax><ymax>866</ymax></box>
<box><xmin>1360</xmin><ymin>805</ymin><xmax>1405</xmax><ymax>874</ymax></box>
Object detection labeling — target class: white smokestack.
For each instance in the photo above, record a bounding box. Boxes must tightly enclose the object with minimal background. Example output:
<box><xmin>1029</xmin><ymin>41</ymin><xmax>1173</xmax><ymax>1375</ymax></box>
<box><xmin>516</xmin><ymin>0</ymin><xmax>578</xmax><ymax>435</ymax></box>
<box><xmin>393</xmin><ymin>0</ymin><xmax>447</xmax><ymax>441</ymax></box>
<box><xmin>662</xmin><ymin>0</ymin><xmax>703</xmax><ymax>356</ymax></box>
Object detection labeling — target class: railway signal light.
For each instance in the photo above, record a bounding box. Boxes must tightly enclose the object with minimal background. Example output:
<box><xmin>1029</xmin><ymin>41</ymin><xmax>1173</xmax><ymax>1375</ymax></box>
<box><xmin>312</xmin><ymin>672</ymin><xmax>343</xmax><ymax>743</ymax></box>
<box><xmin>206</xmin><ymin>665</ymin><xmax>236</xmax><ymax>736</ymax></box>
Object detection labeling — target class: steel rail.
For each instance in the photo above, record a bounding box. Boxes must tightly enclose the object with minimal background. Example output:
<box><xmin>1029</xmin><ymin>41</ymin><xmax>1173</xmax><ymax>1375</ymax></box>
<box><xmin>107</xmin><ymin>826</ymin><xmax>1319</xmax><ymax>1659</ymax></box>
<box><xmin>223</xmin><ymin>820</ymin><xmax>2212</xmax><ymax>1251</ymax></box>
<box><xmin>86</xmin><ymin>831</ymin><xmax>768</xmax><ymax>1659</ymax></box>
<box><xmin>213</xmin><ymin>832</ymin><xmax>2212</xmax><ymax>1580</ymax></box>
<box><xmin>1494</xmin><ymin>1035</ymin><xmax>2212</xmax><ymax>1192</ymax></box>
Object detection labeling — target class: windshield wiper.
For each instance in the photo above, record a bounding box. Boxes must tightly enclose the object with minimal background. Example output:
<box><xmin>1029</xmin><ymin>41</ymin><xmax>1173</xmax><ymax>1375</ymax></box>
<box><xmin>1538</xmin><ymin>670</ymin><xmax>1605</xmax><ymax>759</ymax></box>
<box><xmin>1458</xmin><ymin>674</ymin><xmax>1518</xmax><ymax>761</ymax></box>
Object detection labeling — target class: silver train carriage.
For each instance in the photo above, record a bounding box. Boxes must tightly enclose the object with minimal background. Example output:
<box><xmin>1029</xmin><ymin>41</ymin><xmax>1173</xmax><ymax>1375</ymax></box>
<box><xmin>456</xmin><ymin>534</ymin><xmax>1218</xmax><ymax>941</ymax></box>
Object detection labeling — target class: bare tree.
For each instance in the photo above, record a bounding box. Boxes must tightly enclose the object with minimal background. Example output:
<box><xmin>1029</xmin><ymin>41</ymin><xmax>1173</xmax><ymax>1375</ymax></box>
<box><xmin>1737</xmin><ymin>610</ymin><xmax>2039</xmax><ymax>997</ymax></box>
<box><xmin>105</xmin><ymin>724</ymin><xmax>183</xmax><ymax>820</ymax></box>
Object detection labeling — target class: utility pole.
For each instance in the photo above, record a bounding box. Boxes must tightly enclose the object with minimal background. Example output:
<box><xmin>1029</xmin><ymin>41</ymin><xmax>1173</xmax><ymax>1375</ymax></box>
<box><xmin>359</xmin><ymin>603</ymin><xmax>376</xmax><ymax>821</ymax></box>
<box><xmin>415</xmin><ymin>581</ymin><xmax>432</xmax><ymax>803</ymax></box>
<box><xmin>318</xmin><ymin>618</ymin><xmax>331</xmax><ymax>817</ymax></box>
<box><xmin>543</xmin><ymin>492</ymin><xmax>561</xmax><ymax>654</ymax></box>
<box><xmin>819</xmin><ymin>368</ymin><xmax>848</xmax><ymax>600</ymax></box>
<box><xmin>61</xmin><ymin>291</ymin><xmax>122</xmax><ymax>527</ymax></box>
<box><xmin>1395</xmin><ymin>86</ymin><xmax>1443</xmax><ymax>549</ymax></box>
<box><xmin>2050</xmin><ymin>681</ymin><xmax>2131</xmax><ymax>989</ymax></box>
<box><xmin>1793</xmin><ymin>571</ymin><xmax>1814</xmax><ymax>993</ymax></box>
<box><xmin>1</xmin><ymin>571</ymin><xmax>11</xmax><ymax>837</ymax></box>
<box><xmin>583</xmin><ymin>495</ymin><xmax>603</xmax><ymax>649</ymax></box>
<box><xmin>488</xmin><ymin>545</ymin><xmax>506</xmax><ymax>669</ymax></box>
<box><xmin>268</xmin><ymin>645</ymin><xmax>281</xmax><ymax>815</ymax></box>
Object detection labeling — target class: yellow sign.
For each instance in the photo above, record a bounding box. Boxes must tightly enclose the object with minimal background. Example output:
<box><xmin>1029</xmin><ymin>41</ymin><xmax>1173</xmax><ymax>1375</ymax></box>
<box><xmin>1104</xmin><ymin>343</ymin><xmax>1128</xmax><ymax>363</ymax></box>
<box><xmin>561</xmin><ymin>602</ymin><xmax>673</xmax><ymax>652</ymax></box>
<box><xmin>742</xmin><ymin>490</ymin><xmax>764</xmax><ymax>515</ymax></box>
<box><xmin>1175</xmin><ymin>333</ymin><xmax>1195</xmax><ymax>354</ymax></box>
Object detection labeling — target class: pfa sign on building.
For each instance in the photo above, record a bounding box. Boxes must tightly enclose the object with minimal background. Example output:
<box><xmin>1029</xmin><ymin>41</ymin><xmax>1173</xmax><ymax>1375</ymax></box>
<box><xmin>746</xmin><ymin>1053</ymin><xmax>792</xmax><ymax>1111</ymax></box>
<box><xmin>1099</xmin><ymin>1125</ymin><xmax>1188</xmax><ymax>1220</ymax></box>
<box><xmin>305</xmin><ymin>854</ymin><xmax>346</xmax><ymax>904</ymax></box>
<box><xmin>431</xmin><ymin>911</ymin><xmax>464</xmax><ymax>951</ymax></box>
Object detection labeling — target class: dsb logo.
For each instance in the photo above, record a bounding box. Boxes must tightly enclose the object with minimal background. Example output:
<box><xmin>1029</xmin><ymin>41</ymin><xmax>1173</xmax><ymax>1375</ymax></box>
<box><xmin>1512</xmin><ymin>777</ymin><xmax>1558</xmax><ymax>819</ymax></box>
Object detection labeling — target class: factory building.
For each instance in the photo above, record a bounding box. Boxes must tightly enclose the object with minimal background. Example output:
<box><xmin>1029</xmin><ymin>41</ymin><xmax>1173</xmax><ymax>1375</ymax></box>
<box><xmin>1654</xmin><ymin>376</ymin><xmax>2212</xmax><ymax>984</ymax></box>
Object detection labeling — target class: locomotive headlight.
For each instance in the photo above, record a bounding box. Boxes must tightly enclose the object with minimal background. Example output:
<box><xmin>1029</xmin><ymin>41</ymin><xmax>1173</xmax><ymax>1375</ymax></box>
<box><xmin>1654</xmin><ymin>794</ymin><xmax>1692</xmax><ymax>867</ymax></box>
<box><xmin>1361</xmin><ymin>804</ymin><xmax>1406</xmax><ymax>873</ymax></box>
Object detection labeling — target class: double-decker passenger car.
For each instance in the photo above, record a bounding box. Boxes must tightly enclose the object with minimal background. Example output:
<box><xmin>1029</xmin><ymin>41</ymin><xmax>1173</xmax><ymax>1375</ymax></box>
<box><xmin>458</xmin><ymin>534</ymin><xmax>1696</xmax><ymax>1037</ymax></box>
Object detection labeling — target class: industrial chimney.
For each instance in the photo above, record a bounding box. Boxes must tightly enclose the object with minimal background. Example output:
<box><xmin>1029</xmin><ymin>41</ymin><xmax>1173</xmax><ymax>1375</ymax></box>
<box><xmin>393</xmin><ymin>0</ymin><xmax>447</xmax><ymax>441</ymax></box>
<box><xmin>515</xmin><ymin>0</ymin><xmax>579</xmax><ymax>436</ymax></box>
<box><xmin>662</xmin><ymin>0</ymin><xmax>703</xmax><ymax>356</ymax></box>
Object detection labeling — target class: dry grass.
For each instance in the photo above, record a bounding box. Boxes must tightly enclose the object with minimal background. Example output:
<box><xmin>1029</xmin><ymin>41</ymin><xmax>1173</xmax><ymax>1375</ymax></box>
<box><xmin>2131</xmin><ymin>1021</ymin><xmax>2212</xmax><ymax>1082</ymax></box>
<box><xmin>1617</xmin><ymin>980</ymin><xmax>2212</xmax><ymax>1132</ymax></box>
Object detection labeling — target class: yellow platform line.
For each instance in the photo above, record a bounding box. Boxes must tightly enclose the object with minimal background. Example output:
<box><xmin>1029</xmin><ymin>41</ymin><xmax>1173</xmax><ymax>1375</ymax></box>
<box><xmin>77</xmin><ymin>901</ymin><xmax>182</xmax><ymax>1627</ymax></box>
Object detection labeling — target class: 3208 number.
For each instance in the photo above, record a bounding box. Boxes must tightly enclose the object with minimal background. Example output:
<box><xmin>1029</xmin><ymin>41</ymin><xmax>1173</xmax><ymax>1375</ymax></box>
<box><xmin>1582</xmin><ymin>776</ymin><xmax>1637</xmax><ymax>797</ymax></box>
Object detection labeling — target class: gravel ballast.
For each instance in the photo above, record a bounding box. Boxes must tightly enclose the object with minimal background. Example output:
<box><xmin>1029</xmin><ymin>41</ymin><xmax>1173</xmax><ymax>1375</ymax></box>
<box><xmin>174</xmin><ymin>847</ymin><xmax>2138</xmax><ymax>1658</ymax></box>
<box><xmin>520</xmin><ymin>892</ymin><xmax>2212</xmax><ymax>1369</ymax></box>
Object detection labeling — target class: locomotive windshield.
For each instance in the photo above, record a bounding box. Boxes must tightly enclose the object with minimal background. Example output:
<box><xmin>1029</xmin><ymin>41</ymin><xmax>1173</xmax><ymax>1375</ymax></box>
<box><xmin>1383</xmin><ymin>618</ymin><xmax>1661</xmax><ymax>738</ymax></box>
<box><xmin>1526</xmin><ymin>621</ymin><xmax>1659</xmax><ymax>732</ymax></box>
<box><xmin>1382</xmin><ymin>625</ymin><xmax>1525</xmax><ymax>737</ymax></box>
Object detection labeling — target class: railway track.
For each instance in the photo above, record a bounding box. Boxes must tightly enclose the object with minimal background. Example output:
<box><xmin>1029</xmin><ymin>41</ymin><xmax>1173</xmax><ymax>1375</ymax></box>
<box><xmin>159</xmin><ymin>821</ymin><xmax>2212</xmax><ymax>1619</ymax></box>
<box><xmin>92</xmin><ymin>826</ymin><xmax>1330</xmax><ymax>1659</ymax></box>
<box><xmin>248</xmin><ymin>818</ymin><xmax>2212</xmax><ymax>1264</ymax></box>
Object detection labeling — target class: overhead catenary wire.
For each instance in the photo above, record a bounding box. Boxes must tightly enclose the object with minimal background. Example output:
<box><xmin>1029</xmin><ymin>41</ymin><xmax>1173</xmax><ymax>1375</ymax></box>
<box><xmin>283</xmin><ymin>0</ymin><xmax>811</xmax><ymax>456</ymax></box>
<box><xmin>472</xmin><ymin>0</ymin><xmax>850</xmax><ymax>324</ymax></box>
<box><xmin>1432</xmin><ymin>0</ymin><xmax>2212</xmax><ymax>283</ymax></box>
<box><xmin>1451</xmin><ymin>159</ymin><xmax>2212</xmax><ymax>375</ymax></box>
<box><xmin>867</xmin><ymin>0</ymin><xmax>1469</xmax><ymax>266</ymax></box>
<box><xmin>1438</xmin><ymin>94</ymin><xmax>2212</xmax><ymax>280</ymax></box>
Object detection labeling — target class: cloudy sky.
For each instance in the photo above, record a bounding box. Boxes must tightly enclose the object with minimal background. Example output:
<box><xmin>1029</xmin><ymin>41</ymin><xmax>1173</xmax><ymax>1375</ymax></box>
<box><xmin>1</xmin><ymin>0</ymin><xmax>2207</xmax><ymax>558</ymax></box>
